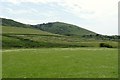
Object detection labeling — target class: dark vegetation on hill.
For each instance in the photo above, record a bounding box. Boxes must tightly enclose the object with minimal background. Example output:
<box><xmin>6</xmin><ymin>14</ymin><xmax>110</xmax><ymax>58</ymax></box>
<box><xmin>1</xmin><ymin>18</ymin><xmax>119</xmax><ymax>49</ymax></box>
<box><xmin>82</xmin><ymin>34</ymin><xmax>119</xmax><ymax>42</ymax></box>
<box><xmin>2</xmin><ymin>18</ymin><xmax>31</xmax><ymax>28</ymax></box>
<box><xmin>32</xmin><ymin>22</ymin><xmax>96</xmax><ymax>36</ymax></box>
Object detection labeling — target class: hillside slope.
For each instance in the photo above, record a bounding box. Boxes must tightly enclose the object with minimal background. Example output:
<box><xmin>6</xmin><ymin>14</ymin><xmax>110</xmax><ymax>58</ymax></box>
<box><xmin>2</xmin><ymin>18</ymin><xmax>118</xmax><ymax>49</ymax></box>
<box><xmin>2</xmin><ymin>26</ymin><xmax>59</xmax><ymax>36</ymax></box>
<box><xmin>2</xmin><ymin>18</ymin><xmax>96</xmax><ymax>36</ymax></box>
<box><xmin>32</xmin><ymin>22</ymin><xmax>96</xmax><ymax>36</ymax></box>
<box><xmin>2</xmin><ymin>18</ymin><xmax>31</xmax><ymax>28</ymax></box>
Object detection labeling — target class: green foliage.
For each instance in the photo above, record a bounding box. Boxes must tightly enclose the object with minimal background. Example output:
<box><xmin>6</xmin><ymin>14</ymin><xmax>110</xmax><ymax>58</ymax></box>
<box><xmin>82</xmin><ymin>34</ymin><xmax>119</xmax><ymax>41</ymax></box>
<box><xmin>2</xmin><ymin>34</ymin><xmax>118</xmax><ymax>49</ymax></box>
<box><xmin>2</xmin><ymin>35</ymin><xmax>83</xmax><ymax>49</ymax></box>
<box><xmin>100</xmin><ymin>43</ymin><xmax>113</xmax><ymax>48</ymax></box>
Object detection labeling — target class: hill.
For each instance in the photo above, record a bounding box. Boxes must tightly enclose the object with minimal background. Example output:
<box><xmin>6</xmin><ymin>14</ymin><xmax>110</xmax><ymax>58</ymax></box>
<box><xmin>1</xmin><ymin>18</ymin><xmax>31</xmax><ymax>28</ymax></box>
<box><xmin>2</xmin><ymin>18</ymin><xmax>96</xmax><ymax>36</ymax></box>
<box><xmin>1</xmin><ymin>18</ymin><xmax>60</xmax><ymax>36</ymax></box>
<box><xmin>1</xmin><ymin>18</ymin><xmax>118</xmax><ymax>49</ymax></box>
<box><xmin>32</xmin><ymin>22</ymin><xmax>96</xmax><ymax>36</ymax></box>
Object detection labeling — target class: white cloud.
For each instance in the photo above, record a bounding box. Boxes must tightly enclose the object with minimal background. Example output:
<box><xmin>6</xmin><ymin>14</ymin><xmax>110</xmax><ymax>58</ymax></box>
<box><xmin>59</xmin><ymin>0</ymin><xmax>119</xmax><ymax>19</ymax></box>
<box><xmin>1</xmin><ymin>0</ymin><xmax>119</xmax><ymax>35</ymax></box>
<box><xmin>1</xmin><ymin>0</ymin><xmax>119</xmax><ymax>19</ymax></box>
<box><xmin>1</xmin><ymin>0</ymin><xmax>61</xmax><ymax>4</ymax></box>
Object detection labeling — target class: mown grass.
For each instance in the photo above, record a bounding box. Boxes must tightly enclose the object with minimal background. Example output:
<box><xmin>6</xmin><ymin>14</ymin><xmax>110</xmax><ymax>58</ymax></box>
<box><xmin>2</xmin><ymin>48</ymin><xmax>118</xmax><ymax>78</ymax></box>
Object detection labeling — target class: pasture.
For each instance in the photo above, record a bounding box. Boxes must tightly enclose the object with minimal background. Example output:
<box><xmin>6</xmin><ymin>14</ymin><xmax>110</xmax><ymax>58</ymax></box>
<box><xmin>2</xmin><ymin>48</ymin><xmax>118</xmax><ymax>78</ymax></box>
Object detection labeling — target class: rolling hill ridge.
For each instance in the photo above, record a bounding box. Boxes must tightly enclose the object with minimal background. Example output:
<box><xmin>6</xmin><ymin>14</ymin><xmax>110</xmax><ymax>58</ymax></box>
<box><xmin>1</xmin><ymin>18</ymin><xmax>118</xmax><ymax>49</ymax></box>
<box><xmin>32</xmin><ymin>22</ymin><xmax>96</xmax><ymax>36</ymax></box>
<box><xmin>2</xmin><ymin>18</ymin><xmax>96</xmax><ymax>36</ymax></box>
<box><xmin>2</xmin><ymin>18</ymin><xmax>31</xmax><ymax>28</ymax></box>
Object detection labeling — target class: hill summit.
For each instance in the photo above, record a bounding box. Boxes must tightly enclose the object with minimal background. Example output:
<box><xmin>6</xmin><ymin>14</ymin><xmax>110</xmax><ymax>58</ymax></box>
<box><xmin>2</xmin><ymin>18</ymin><xmax>96</xmax><ymax>36</ymax></box>
<box><xmin>32</xmin><ymin>22</ymin><xmax>96</xmax><ymax>36</ymax></box>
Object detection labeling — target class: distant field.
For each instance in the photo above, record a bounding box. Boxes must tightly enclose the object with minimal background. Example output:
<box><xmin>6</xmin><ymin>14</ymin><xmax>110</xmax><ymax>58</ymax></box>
<box><xmin>2</xmin><ymin>26</ymin><xmax>58</xmax><ymax>35</ymax></box>
<box><xmin>2</xmin><ymin>48</ymin><xmax>118</xmax><ymax>78</ymax></box>
<box><xmin>2</xmin><ymin>26</ymin><xmax>118</xmax><ymax>49</ymax></box>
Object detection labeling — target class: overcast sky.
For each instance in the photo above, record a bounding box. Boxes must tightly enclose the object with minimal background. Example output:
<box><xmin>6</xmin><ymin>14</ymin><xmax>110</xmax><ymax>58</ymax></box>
<box><xmin>0</xmin><ymin>0</ymin><xmax>119</xmax><ymax>35</ymax></box>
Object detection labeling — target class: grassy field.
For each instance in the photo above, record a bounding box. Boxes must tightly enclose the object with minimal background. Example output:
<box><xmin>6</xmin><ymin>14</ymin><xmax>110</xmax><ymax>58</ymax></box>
<box><xmin>0</xmin><ymin>50</ymin><xmax>2</xmax><ymax>79</ymax></box>
<box><xmin>2</xmin><ymin>48</ymin><xmax>118</xmax><ymax>78</ymax></box>
<box><xmin>2</xmin><ymin>26</ymin><xmax>58</xmax><ymax>35</ymax></box>
<box><xmin>2</xmin><ymin>25</ymin><xmax>118</xmax><ymax>49</ymax></box>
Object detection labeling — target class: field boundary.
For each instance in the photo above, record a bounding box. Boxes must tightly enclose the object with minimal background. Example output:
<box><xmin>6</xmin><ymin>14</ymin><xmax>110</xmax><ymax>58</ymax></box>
<box><xmin>2</xmin><ymin>48</ymin><xmax>117</xmax><ymax>53</ymax></box>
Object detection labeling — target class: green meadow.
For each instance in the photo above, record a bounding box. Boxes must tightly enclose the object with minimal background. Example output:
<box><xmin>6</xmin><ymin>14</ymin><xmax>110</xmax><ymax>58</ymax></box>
<box><xmin>2</xmin><ymin>48</ymin><xmax>118</xmax><ymax>78</ymax></box>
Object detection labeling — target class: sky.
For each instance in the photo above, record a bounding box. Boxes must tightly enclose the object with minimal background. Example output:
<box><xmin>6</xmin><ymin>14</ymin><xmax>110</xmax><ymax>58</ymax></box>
<box><xmin>0</xmin><ymin>0</ymin><xmax>119</xmax><ymax>35</ymax></box>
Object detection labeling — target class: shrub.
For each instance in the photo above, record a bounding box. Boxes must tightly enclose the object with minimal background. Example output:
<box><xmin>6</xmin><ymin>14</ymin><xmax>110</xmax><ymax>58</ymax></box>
<box><xmin>100</xmin><ymin>43</ymin><xmax>113</xmax><ymax>48</ymax></box>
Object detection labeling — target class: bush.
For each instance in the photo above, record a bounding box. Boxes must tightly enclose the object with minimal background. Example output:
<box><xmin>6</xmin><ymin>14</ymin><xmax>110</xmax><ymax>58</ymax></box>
<box><xmin>100</xmin><ymin>43</ymin><xmax>113</xmax><ymax>48</ymax></box>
